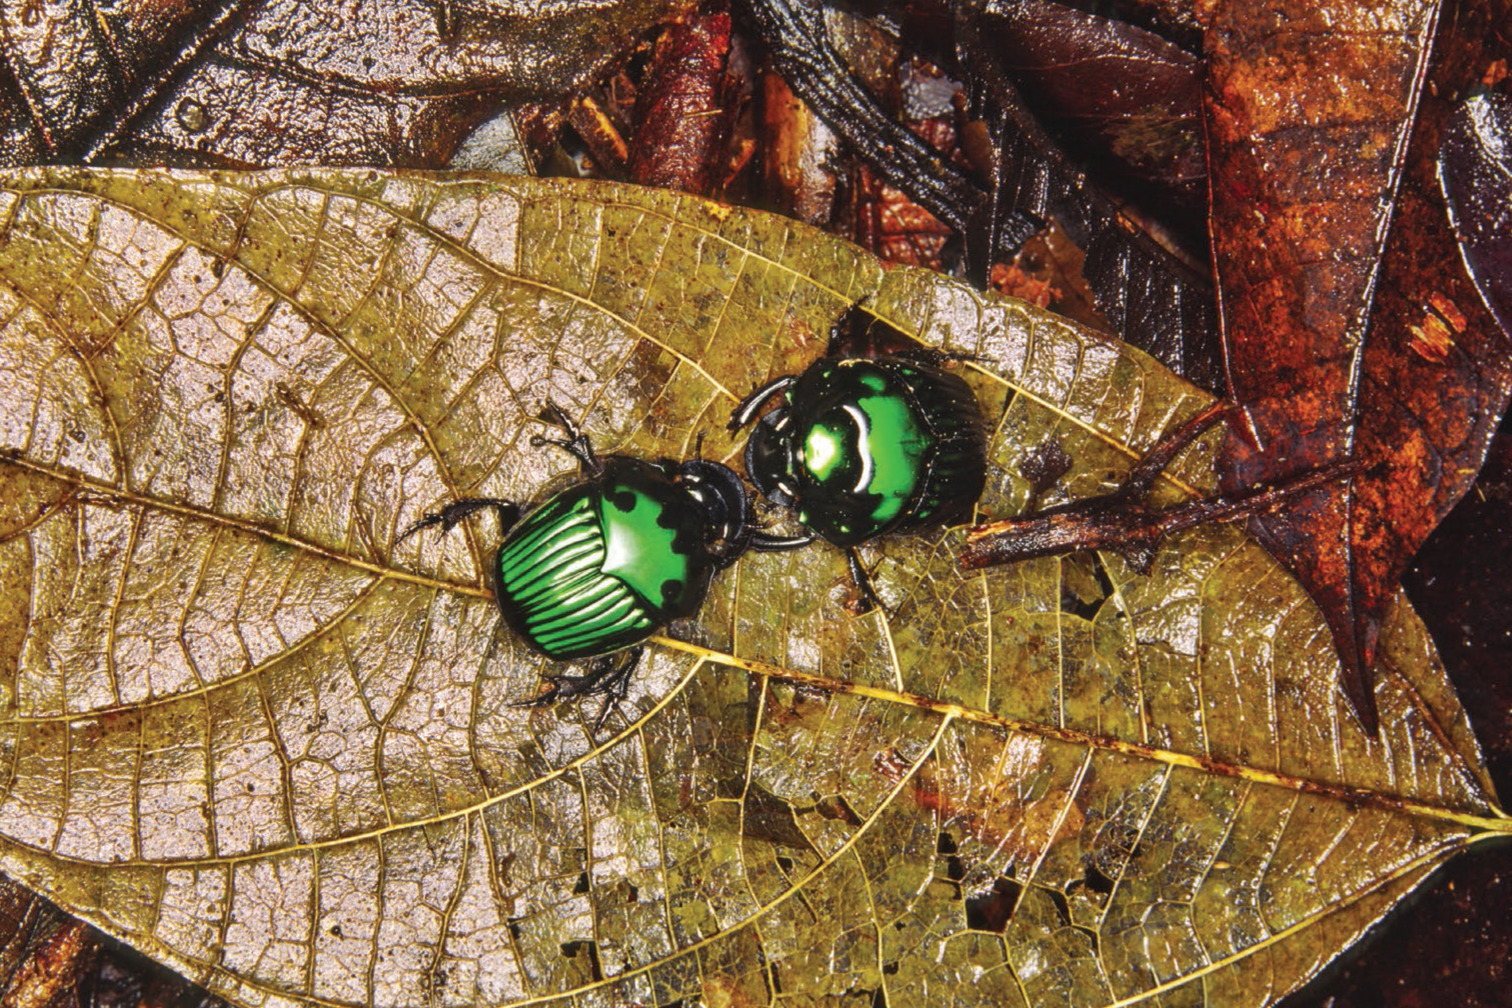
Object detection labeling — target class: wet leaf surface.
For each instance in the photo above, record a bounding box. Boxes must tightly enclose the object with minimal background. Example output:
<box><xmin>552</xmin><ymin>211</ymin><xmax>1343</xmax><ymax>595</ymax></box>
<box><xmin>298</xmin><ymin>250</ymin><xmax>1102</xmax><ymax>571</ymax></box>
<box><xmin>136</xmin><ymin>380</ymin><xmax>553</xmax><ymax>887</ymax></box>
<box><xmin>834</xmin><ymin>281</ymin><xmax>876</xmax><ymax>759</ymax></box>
<box><xmin>978</xmin><ymin>0</ymin><xmax>1205</xmax><ymax>216</ymax></box>
<box><xmin>0</xmin><ymin>170</ymin><xmax>1504</xmax><ymax>1008</ymax></box>
<box><xmin>1204</xmin><ymin>0</ymin><xmax>1512</xmax><ymax>734</ymax></box>
<box><xmin>1441</xmin><ymin>90</ymin><xmax>1512</xmax><ymax>336</ymax></box>
<box><xmin>0</xmin><ymin>0</ymin><xmax>678</xmax><ymax>167</ymax></box>
<box><xmin>957</xmin><ymin>2</ymin><xmax>1223</xmax><ymax>391</ymax></box>
<box><xmin>742</xmin><ymin>0</ymin><xmax>985</xmax><ymax>231</ymax></box>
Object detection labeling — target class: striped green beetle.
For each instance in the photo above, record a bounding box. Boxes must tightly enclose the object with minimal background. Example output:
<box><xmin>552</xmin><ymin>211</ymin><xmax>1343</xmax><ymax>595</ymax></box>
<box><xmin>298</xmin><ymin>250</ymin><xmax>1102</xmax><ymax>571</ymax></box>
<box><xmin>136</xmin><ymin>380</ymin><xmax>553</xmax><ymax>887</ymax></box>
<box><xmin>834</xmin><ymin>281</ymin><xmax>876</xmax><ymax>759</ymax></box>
<box><xmin>398</xmin><ymin>405</ymin><xmax>753</xmax><ymax>724</ymax></box>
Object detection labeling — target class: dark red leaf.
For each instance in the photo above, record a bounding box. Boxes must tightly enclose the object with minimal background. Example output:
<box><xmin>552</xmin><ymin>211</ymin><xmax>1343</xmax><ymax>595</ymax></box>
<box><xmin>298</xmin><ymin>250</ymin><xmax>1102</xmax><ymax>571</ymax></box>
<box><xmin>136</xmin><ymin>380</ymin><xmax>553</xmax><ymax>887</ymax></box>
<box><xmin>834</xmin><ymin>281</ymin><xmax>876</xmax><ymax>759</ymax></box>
<box><xmin>627</xmin><ymin>7</ymin><xmax>738</xmax><ymax>195</ymax></box>
<box><xmin>985</xmin><ymin>0</ymin><xmax>1205</xmax><ymax>219</ymax></box>
<box><xmin>1441</xmin><ymin>91</ymin><xmax>1512</xmax><ymax>336</ymax></box>
<box><xmin>956</xmin><ymin>5</ymin><xmax>1223</xmax><ymax>390</ymax></box>
<box><xmin>1205</xmin><ymin>0</ymin><xmax>1512</xmax><ymax>733</ymax></box>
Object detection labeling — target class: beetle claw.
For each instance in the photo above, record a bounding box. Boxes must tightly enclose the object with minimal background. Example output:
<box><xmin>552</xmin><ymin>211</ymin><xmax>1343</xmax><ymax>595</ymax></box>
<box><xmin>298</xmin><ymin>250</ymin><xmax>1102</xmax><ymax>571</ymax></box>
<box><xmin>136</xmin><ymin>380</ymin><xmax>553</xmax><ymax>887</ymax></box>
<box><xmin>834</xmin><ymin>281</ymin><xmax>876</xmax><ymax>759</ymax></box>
<box><xmin>530</xmin><ymin>401</ymin><xmax>600</xmax><ymax>472</ymax></box>
<box><xmin>513</xmin><ymin>648</ymin><xmax>643</xmax><ymax>730</ymax></box>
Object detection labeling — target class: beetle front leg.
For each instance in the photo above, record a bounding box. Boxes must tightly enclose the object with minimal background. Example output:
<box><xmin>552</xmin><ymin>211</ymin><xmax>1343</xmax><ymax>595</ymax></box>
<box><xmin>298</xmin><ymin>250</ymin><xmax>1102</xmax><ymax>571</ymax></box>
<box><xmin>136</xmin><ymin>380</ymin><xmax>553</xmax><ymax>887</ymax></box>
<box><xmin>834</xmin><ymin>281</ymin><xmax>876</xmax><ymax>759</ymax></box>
<box><xmin>728</xmin><ymin>375</ymin><xmax>797</xmax><ymax>431</ymax></box>
<box><xmin>396</xmin><ymin>499</ymin><xmax>520</xmax><ymax>544</ymax></box>
<box><xmin>530</xmin><ymin>400</ymin><xmax>601</xmax><ymax>473</ymax></box>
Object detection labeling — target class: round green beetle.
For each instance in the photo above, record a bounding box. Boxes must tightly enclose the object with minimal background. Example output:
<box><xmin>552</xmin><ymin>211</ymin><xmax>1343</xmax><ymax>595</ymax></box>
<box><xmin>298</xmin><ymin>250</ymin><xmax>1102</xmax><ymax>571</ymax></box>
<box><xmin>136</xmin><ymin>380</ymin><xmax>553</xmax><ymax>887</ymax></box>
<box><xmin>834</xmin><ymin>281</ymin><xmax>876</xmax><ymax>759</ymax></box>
<box><xmin>399</xmin><ymin>405</ymin><xmax>752</xmax><ymax>720</ymax></box>
<box><xmin>728</xmin><ymin>306</ymin><xmax>987</xmax><ymax>607</ymax></box>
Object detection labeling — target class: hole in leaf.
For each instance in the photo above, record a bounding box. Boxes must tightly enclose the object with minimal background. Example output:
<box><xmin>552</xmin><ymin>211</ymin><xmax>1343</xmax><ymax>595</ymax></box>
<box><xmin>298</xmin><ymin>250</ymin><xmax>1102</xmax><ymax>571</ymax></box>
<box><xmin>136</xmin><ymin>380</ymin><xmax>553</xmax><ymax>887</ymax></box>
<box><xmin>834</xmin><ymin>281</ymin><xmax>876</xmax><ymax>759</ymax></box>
<box><xmin>1047</xmin><ymin>887</ymin><xmax>1073</xmax><ymax>927</ymax></box>
<box><xmin>965</xmin><ymin>877</ymin><xmax>1023</xmax><ymax>933</ymax></box>
<box><xmin>1084</xmin><ymin>863</ymin><xmax>1116</xmax><ymax>895</ymax></box>
<box><xmin>573</xmin><ymin>872</ymin><xmax>590</xmax><ymax>894</ymax></box>
<box><xmin>559</xmin><ymin>940</ymin><xmax>604</xmax><ymax>981</ymax></box>
<box><xmin>1060</xmin><ymin>555</ymin><xmax>1115</xmax><ymax>620</ymax></box>
<box><xmin>936</xmin><ymin>831</ymin><xmax>957</xmax><ymax>854</ymax></box>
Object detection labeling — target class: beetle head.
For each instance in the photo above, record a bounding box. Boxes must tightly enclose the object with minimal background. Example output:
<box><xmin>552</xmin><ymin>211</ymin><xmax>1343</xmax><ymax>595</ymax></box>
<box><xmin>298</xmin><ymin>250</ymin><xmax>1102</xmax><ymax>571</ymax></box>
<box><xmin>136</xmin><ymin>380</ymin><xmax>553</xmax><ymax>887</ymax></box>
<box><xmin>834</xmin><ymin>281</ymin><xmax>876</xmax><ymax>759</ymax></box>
<box><xmin>676</xmin><ymin>458</ymin><xmax>754</xmax><ymax>567</ymax></box>
<box><xmin>743</xmin><ymin>407</ymin><xmax>800</xmax><ymax>508</ymax></box>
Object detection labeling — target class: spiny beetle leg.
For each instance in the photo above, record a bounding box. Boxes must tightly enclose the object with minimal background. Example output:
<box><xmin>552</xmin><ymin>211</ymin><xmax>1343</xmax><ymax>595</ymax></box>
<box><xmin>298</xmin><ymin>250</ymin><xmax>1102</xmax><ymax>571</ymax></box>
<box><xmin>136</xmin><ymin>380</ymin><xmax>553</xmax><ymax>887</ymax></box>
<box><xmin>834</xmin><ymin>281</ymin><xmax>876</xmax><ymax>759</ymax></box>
<box><xmin>396</xmin><ymin>499</ymin><xmax>520</xmax><ymax>545</ymax></box>
<box><xmin>515</xmin><ymin>646</ymin><xmax>644</xmax><ymax>730</ymax></box>
<box><xmin>530</xmin><ymin>401</ymin><xmax>601</xmax><ymax>473</ymax></box>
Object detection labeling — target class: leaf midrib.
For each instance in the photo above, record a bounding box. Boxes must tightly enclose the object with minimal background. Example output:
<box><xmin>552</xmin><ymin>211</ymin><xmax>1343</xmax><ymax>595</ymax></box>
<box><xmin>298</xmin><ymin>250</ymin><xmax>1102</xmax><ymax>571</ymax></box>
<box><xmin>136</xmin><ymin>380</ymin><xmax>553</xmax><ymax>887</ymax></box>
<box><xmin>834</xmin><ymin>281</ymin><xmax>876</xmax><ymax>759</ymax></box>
<box><xmin>6</xmin><ymin>453</ymin><xmax>1506</xmax><ymax>834</ymax></box>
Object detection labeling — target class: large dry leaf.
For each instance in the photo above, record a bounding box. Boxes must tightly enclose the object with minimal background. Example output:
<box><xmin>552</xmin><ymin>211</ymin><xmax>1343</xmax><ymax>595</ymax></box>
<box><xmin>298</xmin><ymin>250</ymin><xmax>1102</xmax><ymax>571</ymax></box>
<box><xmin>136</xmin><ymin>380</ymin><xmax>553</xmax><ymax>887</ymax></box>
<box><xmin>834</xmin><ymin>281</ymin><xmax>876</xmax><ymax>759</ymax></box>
<box><xmin>1204</xmin><ymin>0</ymin><xmax>1512</xmax><ymax>733</ymax></box>
<box><xmin>0</xmin><ymin>170</ymin><xmax>1503</xmax><ymax>1008</ymax></box>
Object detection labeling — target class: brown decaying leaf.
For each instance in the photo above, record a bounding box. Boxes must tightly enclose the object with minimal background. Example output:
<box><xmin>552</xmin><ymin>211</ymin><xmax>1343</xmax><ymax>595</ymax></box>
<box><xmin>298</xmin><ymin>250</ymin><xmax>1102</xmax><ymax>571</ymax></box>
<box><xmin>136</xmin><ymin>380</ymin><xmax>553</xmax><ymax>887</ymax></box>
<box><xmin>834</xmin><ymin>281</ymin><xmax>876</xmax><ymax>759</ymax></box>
<box><xmin>1441</xmin><ymin>90</ymin><xmax>1512</xmax><ymax>336</ymax></box>
<box><xmin>1203</xmin><ymin>0</ymin><xmax>1512</xmax><ymax>733</ymax></box>
<box><xmin>757</xmin><ymin>70</ymin><xmax>840</xmax><ymax>225</ymax></box>
<box><xmin>984</xmin><ymin>0</ymin><xmax>1205</xmax><ymax>214</ymax></box>
<box><xmin>627</xmin><ymin>5</ymin><xmax>738</xmax><ymax>195</ymax></box>
<box><xmin>840</xmin><ymin>161</ymin><xmax>955</xmax><ymax>271</ymax></box>
<box><xmin>742</xmin><ymin>0</ymin><xmax>985</xmax><ymax>231</ymax></box>
<box><xmin>0</xmin><ymin>0</ymin><xmax>683</xmax><ymax>168</ymax></box>
<box><xmin>1</xmin><ymin>917</ymin><xmax>93</xmax><ymax>1008</ymax></box>
<box><xmin>0</xmin><ymin>879</ymin><xmax>100</xmax><ymax>1006</ymax></box>
<box><xmin>0</xmin><ymin>0</ymin><xmax>210</xmax><ymax>163</ymax></box>
<box><xmin>958</xmin><ymin>3</ymin><xmax>1223</xmax><ymax>390</ymax></box>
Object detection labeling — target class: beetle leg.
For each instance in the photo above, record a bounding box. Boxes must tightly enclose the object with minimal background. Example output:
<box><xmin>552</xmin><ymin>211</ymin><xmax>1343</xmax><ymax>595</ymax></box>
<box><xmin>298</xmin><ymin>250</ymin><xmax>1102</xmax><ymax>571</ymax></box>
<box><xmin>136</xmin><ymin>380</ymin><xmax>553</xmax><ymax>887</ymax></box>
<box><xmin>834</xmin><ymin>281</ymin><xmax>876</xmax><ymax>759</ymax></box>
<box><xmin>515</xmin><ymin>646</ymin><xmax>644</xmax><ymax>727</ymax></box>
<box><xmin>728</xmin><ymin>375</ymin><xmax>797</xmax><ymax>431</ymax></box>
<box><xmin>750</xmin><ymin>531</ymin><xmax>815</xmax><ymax>551</ymax></box>
<box><xmin>396</xmin><ymin>499</ymin><xmax>519</xmax><ymax>544</ymax></box>
<box><xmin>844</xmin><ymin>547</ymin><xmax>892</xmax><ymax>617</ymax></box>
<box><xmin>530</xmin><ymin>401</ymin><xmax>601</xmax><ymax>473</ymax></box>
<box><xmin>591</xmin><ymin>647</ymin><xmax>642</xmax><ymax>731</ymax></box>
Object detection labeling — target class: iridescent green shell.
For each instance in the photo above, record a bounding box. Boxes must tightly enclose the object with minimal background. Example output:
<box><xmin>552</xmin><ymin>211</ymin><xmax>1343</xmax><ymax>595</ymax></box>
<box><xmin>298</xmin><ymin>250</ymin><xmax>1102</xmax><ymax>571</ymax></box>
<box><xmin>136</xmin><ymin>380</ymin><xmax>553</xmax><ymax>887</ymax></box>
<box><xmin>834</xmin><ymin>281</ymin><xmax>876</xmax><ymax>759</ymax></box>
<box><xmin>494</xmin><ymin>458</ymin><xmax>712</xmax><ymax>660</ymax></box>
<box><xmin>772</xmin><ymin>357</ymin><xmax>986</xmax><ymax>546</ymax></box>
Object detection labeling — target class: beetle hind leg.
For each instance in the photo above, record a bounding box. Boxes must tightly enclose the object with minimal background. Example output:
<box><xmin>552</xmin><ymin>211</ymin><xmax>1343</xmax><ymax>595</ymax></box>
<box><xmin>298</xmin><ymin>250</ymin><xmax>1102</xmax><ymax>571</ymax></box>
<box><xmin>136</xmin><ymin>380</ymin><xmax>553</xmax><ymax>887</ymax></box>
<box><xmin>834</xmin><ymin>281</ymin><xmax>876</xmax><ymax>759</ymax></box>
<box><xmin>516</xmin><ymin>646</ymin><xmax>644</xmax><ymax>731</ymax></box>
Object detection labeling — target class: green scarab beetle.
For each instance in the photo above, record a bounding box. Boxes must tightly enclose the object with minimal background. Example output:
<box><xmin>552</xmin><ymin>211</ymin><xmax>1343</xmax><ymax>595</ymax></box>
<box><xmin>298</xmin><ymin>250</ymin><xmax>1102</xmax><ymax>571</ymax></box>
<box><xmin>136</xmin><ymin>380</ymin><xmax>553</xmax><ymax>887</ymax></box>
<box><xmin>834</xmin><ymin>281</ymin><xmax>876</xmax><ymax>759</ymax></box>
<box><xmin>729</xmin><ymin>305</ymin><xmax>988</xmax><ymax>607</ymax></box>
<box><xmin>399</xmin><ymin>405</ymin><xmax>752</xmax><ymax>721</ymax></box>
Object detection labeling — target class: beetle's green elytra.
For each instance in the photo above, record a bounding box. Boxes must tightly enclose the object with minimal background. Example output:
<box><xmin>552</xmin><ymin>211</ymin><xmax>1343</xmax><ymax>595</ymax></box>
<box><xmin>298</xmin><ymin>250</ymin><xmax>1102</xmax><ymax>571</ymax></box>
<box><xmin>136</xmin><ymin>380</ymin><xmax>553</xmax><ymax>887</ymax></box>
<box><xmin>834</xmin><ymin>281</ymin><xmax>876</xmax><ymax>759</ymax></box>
<box><xmin>494</xmin><ymin>458</ymin><xmax>710</xmax><ymax>660</ymax></box>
